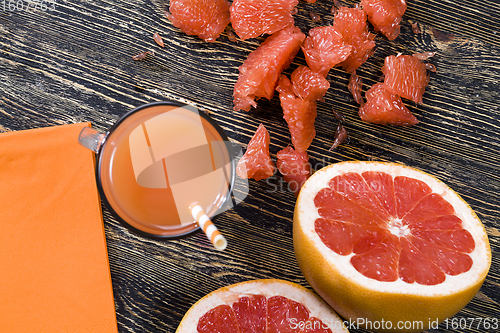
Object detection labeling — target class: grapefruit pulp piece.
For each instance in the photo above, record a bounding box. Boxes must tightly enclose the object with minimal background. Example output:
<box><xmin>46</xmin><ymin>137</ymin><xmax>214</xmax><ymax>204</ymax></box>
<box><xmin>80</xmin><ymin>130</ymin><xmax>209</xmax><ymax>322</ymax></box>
<box><xmin>382</xmin><ymin>54</ymin><xmax>430</xmax><ymax>104</ymax></box>
<box><xmin>276</xmin><ymin>75</ymin><xmax>317</xmax><ymax>152</ymax></box>
<box><xmin>277</xmin><ymin>146</ymin><xmax>312</xmax><ymax>197</ymax></box>
<box><xmin>167</xmin><ymin>0</ymin><xmax>231</xmax><ymax>42</ymax></box>
<box><xmin>361</xmin><ymin>0</ymin><xmax>407</xmax><ymax>40</ymax></box>
<box><xmin>359</xmin><ymin>83</ymin><xmax>418</xmax><ymax>125</ymax></box>
<box><xmin>294</xmin><ymin>161</ymin><xmax>491</xmax><ymax>332</ymax></box>
<box><xmin>301</xmin><ymin>26</ymin><xmax>353</xmax><ymax>77</ymax></box>
<box><xmin>236</xmin><ymin>124</ymin><xmax>275</xmax><ymax>181</ymax></box>
<box><xmin>230</xmin><ymin>0</ymin><xmax>299</xmax><ymax>40</ymax></box>
<box><xmin>333</xmin><ymin>7</ymin><xmax>376</xmax><ymax>73</ymax></box>
<box><xmin>233</xmin><ymin>26</ymin><xmax>306</xmax><ymax>111</ymax></box>
<box><xmin>291</xmin><ymin>66</ymin><xmax>330</xmax><ymax>101</ymax></box>
<box><xmin>175</xmin><ymin>279</ymin><xmax>349</xmax><ymax>333</ymax></box>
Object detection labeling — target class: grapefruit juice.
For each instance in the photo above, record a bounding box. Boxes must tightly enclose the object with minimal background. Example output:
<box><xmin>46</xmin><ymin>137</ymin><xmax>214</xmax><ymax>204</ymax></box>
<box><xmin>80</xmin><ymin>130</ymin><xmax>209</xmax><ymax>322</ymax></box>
<box><xmin>97</xmin><ymin>103</ymin><xmax>233</xmax><ymax>238</ymax></box>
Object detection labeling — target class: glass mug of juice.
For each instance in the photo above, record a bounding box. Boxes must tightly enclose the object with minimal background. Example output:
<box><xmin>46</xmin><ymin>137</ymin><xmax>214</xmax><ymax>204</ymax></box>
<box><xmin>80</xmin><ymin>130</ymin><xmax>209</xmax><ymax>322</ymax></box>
<box><xmin>78</xmin><ymin>101</ymin><xmax>246</xmax><ymax>240</ymax></box>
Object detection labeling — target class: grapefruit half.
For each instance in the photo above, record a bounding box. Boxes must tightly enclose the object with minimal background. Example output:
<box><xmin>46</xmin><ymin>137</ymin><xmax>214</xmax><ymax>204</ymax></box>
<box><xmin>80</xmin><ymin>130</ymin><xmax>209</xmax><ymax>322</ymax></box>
<box><xmin>294</xmin><ymin>161</ymin><xmax>491</xmax><ymax>333</ymax></box>
<box><xmin>176</xmin><ymin>279</ymin><xmax>349</xmax><ymax>333</ymax></box>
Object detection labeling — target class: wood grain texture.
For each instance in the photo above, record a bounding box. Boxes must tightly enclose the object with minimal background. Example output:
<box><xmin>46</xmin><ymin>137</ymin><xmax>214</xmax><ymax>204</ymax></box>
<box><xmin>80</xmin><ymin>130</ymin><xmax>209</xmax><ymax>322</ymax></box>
<box><xmin>1</xmin><ymin>0</ymin><xmax>499</xmax><ymax>332</ymax></box>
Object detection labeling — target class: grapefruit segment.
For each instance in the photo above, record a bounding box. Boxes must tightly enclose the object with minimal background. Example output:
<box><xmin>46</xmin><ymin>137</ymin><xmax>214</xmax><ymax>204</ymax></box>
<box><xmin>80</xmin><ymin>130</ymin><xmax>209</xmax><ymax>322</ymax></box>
<box><xmin>350</xmin><ymin>233</ymin><xmax>401</xmax><ymax>282</ymax></box>
<box><xmin>315</xmin><ymin>219</ymin><xmax>385</xmax><ymax>256</ymax></box>
<box><xmin>291</xmin><ymin>66</ymin><xmax>330</xmax><ymax>101</ymax></box>
<box><xmin>276</xmin><ymin>146</ymin><xmax>312</xmax><ymax>197</ymax></box>
<box><xmin>267</xmin><ymin>296</ymin><xmax>309</xmax><ymax>333</ymax></box>
<box><xmin>176</xmin><ymin>279</ymin><xmax>349</xmax><ymax>333</ymax></box>
<box><xmin>301</xmin><ymin>26</ymin><xmax>353</xmax><ymax>77</ymax></box>
<box><xmin>236</xmin><ymin>124</ymin><xmax>275</xmax><ymax>181</ymax></box>
<box><xmin>197</xmin><ymin>305</ymin><xmax>239</xmax><ymax>333</ymax></box>
<box><xmin>382</xmin><ymin>54</ymin><xmax>431</xmax><ymax>104</ymax></box>
<box><xmin>233</xmin><ymin>26</ymin><xmax>306</xmax><ymax>111</ymax></box>
<box><xmin>232</xmin><ymin>295</ymin><xmax>267</xmax><ymax>333</ymax></box>
<box><xmin>314</xmin><ymin>188</ymin><xmax>385</xmax><ymax>226</ymax></box>
<box><xmin>276</xmin><ymin>75</ymin><xmax>317</xmax><ymax>152</ymax></box>
<box><xmin>333</xmin><ymin>7</ymin><xmax>376</xmax><ymax>73</ymax></box>
<box><xmin>230</xmin><ymin>0</ymin><xmax>299</xmax><ymax>40</ymax></box>
<box><xmin>361</xmin><ymin>0</ymin><xmax>407</xmax><ymax>40</ymax></box>
<box><xmin>359</xmin><ymin>83</ymin><xmax>418</xmax><ymax>126</ymax></box>
<box><xmin>402</xmin><ymin>193</ymin><xmax>455</xmax><ymax>224</ymax></box>
<box><xmin>361</xmin><ymin>171</ymin><xmax>397</xmax><ymax>217</ymax></box>
<box><xmin>410</xmin><ymin>236</ymin><xmax>473</xmax><ymax>276</ymax></box>
<box><xmin>411</xmin><ymin>228</ymin><xmax>475</xmax><ymax>253</ymax></box>
<box><xmin>398</xmin><ymin>237</ymin><xmax>446</xmax><ymax>285</ymax></box>
<box><xmin>407</xmin><ymin>214</ymin><xmax>462</xmax><ymax>230</ymax></box>
<box><xmin>294</xmin><ymin>161</ymin><xmax>491</xmax><ymax>332</ymax></box>
<box><xmin>394</xmin><ymin>176</ymin><xmax>432</xmax><ymax>218</ymax></box>
<box><xmin>168</xmin><ymin>0</ymin><xmax>231</xmax><ymax>42</ymax></box>
<box><xmin>329</xmin><ymin>173</ymin><xmax>391</xmax><ymax>221</ymax></box>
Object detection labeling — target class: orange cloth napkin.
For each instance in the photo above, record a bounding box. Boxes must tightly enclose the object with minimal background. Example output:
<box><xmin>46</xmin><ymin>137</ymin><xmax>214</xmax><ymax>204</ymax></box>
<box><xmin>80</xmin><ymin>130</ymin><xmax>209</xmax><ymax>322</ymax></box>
<box><xmin>0</xmin><ymin>123</ymin><xmax>118</xmax><ymax>332</ymax></box>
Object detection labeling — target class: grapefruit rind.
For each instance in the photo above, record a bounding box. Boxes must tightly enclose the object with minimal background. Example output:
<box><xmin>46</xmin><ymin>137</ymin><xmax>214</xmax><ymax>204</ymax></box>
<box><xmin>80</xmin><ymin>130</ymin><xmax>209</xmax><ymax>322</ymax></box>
<box><xmin>176</xmin><ymin>279</ymin><xmax>349</xmax><ymax>332</ymax></box>
<box><xmin>294</xmin><ymin>161</ymin><xmax>491</xmax><ymax>332</ymax></box>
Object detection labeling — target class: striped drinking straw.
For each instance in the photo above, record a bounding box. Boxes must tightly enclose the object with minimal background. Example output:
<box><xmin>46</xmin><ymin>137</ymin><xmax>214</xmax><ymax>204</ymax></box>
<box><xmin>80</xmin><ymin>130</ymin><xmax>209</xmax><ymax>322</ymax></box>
<box><xmin>190</xmin><ymin>204</ymin><xmax>227</xmax><ymax>251</ymax></box>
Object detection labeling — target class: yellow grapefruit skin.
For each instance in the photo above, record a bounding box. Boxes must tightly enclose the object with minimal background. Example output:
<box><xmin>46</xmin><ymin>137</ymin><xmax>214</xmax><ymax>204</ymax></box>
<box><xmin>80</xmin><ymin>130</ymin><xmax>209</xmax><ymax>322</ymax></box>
<box><xmin>176</xmin><ymin>279</ymin><xmax>349</xmax><ymax>332</ymax></box>
<box><xmin>293</xmin><ymin>161</ymin><xmax>491</xmax><ymax>333</ymax></box>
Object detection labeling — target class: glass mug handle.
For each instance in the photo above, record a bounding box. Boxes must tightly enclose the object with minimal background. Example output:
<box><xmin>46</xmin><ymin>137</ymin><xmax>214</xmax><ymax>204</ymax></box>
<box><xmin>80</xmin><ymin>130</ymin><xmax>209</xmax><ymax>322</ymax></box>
<box><xmin>78</xmin><ymin>127</ymin><xmax>105</xmax><ymax>153</ymax></box>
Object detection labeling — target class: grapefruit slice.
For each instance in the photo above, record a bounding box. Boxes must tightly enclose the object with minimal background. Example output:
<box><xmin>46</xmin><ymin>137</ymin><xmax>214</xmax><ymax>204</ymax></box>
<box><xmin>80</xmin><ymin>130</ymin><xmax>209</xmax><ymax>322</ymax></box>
<box><xmin>294</xmin><ymin>161</ymin><xmax>491</xmax><ymax>332</ymax></box>
<box><xmin>361</xmin><ymin>0</ymin><xmax>407</xmax><ymax>40</ymax></box>
<box><xmin>236</xmin><ymin>124</ymin><xmax>276</xmax><ymax>181</ymax></box>
<box><xmin>230</xmin><ymin>0</ymin><xmax>299</xmax><ymax>40</ymax></box>
<box><xmin>233</xmin><ymin>26</ymin><xmax>306</xmax><ymax>111</ymax></box>
<box><xmin>276</xmin><ymin>74</ymin><xmax>317</xmax><ymax>152</ymax></box>
<box><xmin>167</xmin><ymin>0</ymin><xmax>231</xmax><ymax>42</ymax></box>
<box><xmin>359</xmin><ymin>83</ymin><xmax>418</xmax><ymax>125</ymax></box>
<box><xmin>382</xmin><ymin>54</ymin><xmax>430</xmax><ymax>104</ymax></box>
<box><xmin>175</xmin><ymin>279</ymin><xmax>349</xmax><ymax>333</ymax></box>
<box><xmin>277</xmin><ymin>146</ymin><xmax>312</xmax><ymax>197</ymax></box>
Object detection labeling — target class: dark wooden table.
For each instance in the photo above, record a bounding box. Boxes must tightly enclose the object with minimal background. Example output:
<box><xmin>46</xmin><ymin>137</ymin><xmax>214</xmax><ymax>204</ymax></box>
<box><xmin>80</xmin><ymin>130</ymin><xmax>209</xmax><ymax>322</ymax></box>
<box><xmin>1</xmin><ymin>0</ymin><xmax>499</xmax><ymax>332</ymax></box>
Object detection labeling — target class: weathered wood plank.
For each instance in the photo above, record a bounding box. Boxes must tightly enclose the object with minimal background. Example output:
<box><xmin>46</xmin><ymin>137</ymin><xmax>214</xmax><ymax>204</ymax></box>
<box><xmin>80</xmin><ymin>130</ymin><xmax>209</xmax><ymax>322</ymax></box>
<box><xmin>1</xmin><ymin>0</ymin><xmax>499</xmax><ymax>332</ymax></box>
